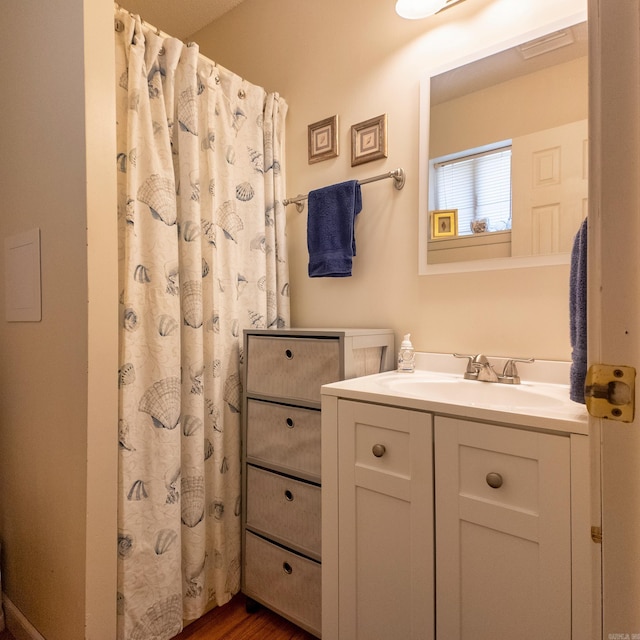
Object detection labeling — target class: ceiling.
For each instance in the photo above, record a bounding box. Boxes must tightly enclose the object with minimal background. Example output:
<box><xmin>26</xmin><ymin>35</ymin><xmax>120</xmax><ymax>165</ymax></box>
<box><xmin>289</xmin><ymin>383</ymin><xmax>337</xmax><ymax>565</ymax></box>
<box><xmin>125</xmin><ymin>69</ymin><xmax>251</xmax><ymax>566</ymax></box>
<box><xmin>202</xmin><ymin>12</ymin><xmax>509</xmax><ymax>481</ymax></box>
<box><xmin>431</xmin><ymin>21</ymin><xmax>588</xmax><ymax>105</ymax></box>
<box><xmin>117</xmin><ymin>0</ymin><xmax>246</xmax><ymax>40</ymax></box>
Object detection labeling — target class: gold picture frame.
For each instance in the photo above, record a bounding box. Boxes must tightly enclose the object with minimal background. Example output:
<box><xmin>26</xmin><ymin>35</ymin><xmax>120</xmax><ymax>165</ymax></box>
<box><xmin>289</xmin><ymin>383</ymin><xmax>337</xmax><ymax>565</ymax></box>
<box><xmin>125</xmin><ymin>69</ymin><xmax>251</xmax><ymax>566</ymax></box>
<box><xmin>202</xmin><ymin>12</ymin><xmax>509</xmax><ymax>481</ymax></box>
<box><xmin>431</xmin><ymin>209</ymin><xmax>458</xmax><ymax>238</ymax></box>
<box><xmin>351</xmin><ymin>114</ymin><xmax>388</xmax><ymax>166</ymax></box>
<box><xmin>308</xmin><ymin>115</ymin><xmax>339</xmax><ymax>164</ymax></box>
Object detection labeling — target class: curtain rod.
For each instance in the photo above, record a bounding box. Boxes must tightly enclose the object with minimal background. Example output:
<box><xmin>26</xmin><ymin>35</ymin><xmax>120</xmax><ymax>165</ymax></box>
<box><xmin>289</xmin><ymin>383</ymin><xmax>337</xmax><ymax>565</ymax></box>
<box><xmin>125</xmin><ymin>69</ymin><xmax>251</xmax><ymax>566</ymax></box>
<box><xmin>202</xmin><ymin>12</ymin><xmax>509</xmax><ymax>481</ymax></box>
<box><xmin>283</xmin><ymin>168</ymin><xmax>406</xmax><ymax>212</ymax></box>
<box><xmin>115</xmin><ymin>4</ymin><xmax>169</xmax><ymax>38</ymax></box>
<box><xmin>114</xmin><ymin>4</ymin><xmax>215</xmax><ymax>68</ymax></box>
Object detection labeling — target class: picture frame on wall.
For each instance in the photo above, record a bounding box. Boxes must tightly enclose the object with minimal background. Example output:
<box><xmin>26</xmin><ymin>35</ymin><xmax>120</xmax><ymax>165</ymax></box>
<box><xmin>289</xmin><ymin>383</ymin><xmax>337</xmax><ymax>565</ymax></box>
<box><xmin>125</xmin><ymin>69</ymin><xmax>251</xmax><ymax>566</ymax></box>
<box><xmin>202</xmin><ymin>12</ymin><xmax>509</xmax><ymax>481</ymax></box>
<box><xmin>431</xmin><ymin>209</ymin><xmax>458</xmax><ymax>238</ymax></box>
<box><xmin>308</xmin><ymin>115</ymin><xmax>339</xmax><ymax>164</ymax></box>
<box><xmin>351</xmin><ymin>114</ymin><xmax>388</xmax><ymax>166</ymax></box>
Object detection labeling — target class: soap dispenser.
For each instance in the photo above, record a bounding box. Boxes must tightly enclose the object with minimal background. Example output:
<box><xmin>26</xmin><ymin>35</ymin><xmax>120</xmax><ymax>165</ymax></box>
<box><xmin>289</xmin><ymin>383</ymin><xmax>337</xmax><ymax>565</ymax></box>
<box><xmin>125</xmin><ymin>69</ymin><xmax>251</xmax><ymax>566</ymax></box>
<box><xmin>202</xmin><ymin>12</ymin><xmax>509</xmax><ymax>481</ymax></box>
<box><xmin>398</xmin><ymin>333</ymin><xmax>415</xmax><ymax>373</ymax></box>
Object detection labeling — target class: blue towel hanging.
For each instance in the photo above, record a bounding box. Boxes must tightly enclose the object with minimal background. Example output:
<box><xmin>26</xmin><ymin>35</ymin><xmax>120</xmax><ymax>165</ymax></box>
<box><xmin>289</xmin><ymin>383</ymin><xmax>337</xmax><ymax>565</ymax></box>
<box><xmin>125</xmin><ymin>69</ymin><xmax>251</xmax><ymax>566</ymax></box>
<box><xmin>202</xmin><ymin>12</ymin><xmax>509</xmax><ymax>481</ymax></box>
<box><xmin>307</xmin><ymin>180</ymin><xmax>362</xmax><ymax>278</ymax></box>
<box><xmin>569</xmin><ymin>217</ymin><xmax>588</xmax><ymax>403</ymax></box>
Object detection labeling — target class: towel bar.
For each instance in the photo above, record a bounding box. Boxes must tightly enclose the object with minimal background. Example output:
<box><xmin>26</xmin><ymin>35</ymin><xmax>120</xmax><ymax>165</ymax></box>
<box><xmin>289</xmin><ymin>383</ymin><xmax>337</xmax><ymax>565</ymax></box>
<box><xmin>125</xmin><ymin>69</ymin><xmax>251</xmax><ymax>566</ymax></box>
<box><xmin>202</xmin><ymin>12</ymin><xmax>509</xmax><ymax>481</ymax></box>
<box><xmin>283</xmin><ymin>168</ymin><xmax>406</xmax><ymax>212</ymax></box>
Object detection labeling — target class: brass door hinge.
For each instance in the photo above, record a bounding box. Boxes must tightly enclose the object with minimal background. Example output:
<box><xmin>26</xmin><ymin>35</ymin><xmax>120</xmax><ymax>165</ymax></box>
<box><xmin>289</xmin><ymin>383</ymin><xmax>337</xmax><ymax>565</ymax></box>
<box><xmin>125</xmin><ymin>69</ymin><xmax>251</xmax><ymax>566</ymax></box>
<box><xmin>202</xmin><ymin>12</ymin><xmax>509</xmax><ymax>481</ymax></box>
<box><xmin>591</xmin><ymin>526</ymin><xmax>602</xmax><ymax>544</ymax></box>
<box><xmin>584</xmin><ymin>364</ymin><xmax>635</xmax><ymax>423</ymax></box>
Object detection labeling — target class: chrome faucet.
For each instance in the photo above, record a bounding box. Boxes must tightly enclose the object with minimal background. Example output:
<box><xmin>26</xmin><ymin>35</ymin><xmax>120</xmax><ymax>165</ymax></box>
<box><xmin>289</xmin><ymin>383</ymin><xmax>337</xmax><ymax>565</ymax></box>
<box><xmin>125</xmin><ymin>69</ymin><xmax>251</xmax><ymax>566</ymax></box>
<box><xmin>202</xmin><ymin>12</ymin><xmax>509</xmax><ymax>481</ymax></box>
<box><xmin>453</xmin><ymin>354</ymin><xmax>535</xmax><ymax>384</ymax></box>
<box><xmin>454</xmin><ymin>354</ymin><xmax>499</xmax><ymax>382</ymax></box>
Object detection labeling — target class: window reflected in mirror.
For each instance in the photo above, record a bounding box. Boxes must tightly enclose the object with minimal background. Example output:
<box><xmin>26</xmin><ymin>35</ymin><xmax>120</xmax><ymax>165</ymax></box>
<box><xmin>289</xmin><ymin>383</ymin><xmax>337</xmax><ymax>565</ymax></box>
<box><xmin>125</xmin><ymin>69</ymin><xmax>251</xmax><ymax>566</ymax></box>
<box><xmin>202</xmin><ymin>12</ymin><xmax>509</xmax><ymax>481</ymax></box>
<box><xmin>429</xmin><ymin>143</ymin><xmax>513</xmax><ymax>264</ymax></box>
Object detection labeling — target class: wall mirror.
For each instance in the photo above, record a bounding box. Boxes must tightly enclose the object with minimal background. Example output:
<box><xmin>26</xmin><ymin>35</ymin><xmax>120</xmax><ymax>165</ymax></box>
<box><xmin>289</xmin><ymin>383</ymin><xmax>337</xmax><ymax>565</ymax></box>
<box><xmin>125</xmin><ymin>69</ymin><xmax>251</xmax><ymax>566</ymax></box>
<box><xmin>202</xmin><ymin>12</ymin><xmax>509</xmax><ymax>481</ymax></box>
<box><xmin>418</xmin><ymin>13</ymin><xmax>588</xmax><ymax>274</ymax></box>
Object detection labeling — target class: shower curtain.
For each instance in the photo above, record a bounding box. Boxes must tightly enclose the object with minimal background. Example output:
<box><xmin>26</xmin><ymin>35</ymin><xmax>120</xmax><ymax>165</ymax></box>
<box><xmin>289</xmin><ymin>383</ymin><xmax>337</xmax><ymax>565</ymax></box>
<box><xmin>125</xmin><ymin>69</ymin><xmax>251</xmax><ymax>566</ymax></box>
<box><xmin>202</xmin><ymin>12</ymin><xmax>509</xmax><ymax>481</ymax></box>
<box><xmin>114</xmin><ymin>8</ymin><xmax>289</xmax><ymax>639</ymax></box>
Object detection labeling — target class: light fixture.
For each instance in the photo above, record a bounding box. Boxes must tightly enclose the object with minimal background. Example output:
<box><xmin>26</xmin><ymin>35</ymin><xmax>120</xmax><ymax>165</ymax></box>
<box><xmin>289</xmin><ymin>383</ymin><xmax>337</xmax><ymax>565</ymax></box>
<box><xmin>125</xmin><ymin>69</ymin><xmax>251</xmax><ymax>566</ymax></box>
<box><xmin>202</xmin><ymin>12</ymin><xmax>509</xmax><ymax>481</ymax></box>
<box><xmin>395</xmin><ymin>0</ymin><xmax>466</xmax><ymax>20</ymax></box>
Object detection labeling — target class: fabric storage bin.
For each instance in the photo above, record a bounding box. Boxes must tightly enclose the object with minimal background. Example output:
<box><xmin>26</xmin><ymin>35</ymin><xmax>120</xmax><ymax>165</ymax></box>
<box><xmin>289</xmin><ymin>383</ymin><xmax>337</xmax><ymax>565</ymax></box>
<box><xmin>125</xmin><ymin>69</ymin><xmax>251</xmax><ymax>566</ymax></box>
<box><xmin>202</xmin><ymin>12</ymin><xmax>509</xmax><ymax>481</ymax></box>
<box><xmin>245</xmin><ymin>466</ymin><xmax>321</xmax><ymax>559</ymax></box>
<box><xmin>244</xmin><ymin>531</ymin><xmax>321</xmax><ymax>636</ymax></box>
<box><xmin>246</xmin><ymin>399</ymin><xmax>321</xmax><ymax>480</ymax></box>
<box><xmin>246</xmin><ymin>336</ymin><xmax>341</xmax><ymax>403</ymax></box>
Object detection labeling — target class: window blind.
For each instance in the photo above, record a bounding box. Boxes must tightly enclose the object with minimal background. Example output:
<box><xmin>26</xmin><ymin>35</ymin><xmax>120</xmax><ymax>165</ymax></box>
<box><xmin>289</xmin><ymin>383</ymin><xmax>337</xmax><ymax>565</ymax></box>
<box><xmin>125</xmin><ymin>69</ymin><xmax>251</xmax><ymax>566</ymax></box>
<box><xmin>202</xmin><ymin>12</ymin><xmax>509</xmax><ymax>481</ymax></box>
<box><xmin>434</xmin><ymin>146</ymin><xmax>512</xmax><ymax>236</ymax></box>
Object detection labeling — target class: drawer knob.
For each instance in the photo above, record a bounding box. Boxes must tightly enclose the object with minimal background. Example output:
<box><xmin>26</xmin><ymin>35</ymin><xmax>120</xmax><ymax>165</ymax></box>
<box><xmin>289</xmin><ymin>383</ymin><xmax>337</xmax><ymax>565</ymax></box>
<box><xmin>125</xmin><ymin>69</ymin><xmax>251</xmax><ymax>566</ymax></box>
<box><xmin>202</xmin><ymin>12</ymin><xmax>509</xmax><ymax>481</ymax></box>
<box><xmin>283</xmin><ymin>562</ymin><xmax>293</xmax><ymax>575</ymax></box>
<box><xmin>486</xmin><ymin>472</ymin><xmax>503</xmax><ymax>489</ymax></box>
<box><xmin>284</xmin><ymin>489</ymin><xmax>294</xmax><ymax>501</ymax></box>
<box><xmin>286</xmin><ymin>417</ymin><xmax>295</xmax><ymax>428</ymax></box>
<box><xmin>285</xmin><ymin>349</ymin><xmax>294</xmax><ymax>359</ymax></box>
<box><xmin>372</xmin><ymin>444</ymin><xmax>386</xmax><ymax>458</ymax></box>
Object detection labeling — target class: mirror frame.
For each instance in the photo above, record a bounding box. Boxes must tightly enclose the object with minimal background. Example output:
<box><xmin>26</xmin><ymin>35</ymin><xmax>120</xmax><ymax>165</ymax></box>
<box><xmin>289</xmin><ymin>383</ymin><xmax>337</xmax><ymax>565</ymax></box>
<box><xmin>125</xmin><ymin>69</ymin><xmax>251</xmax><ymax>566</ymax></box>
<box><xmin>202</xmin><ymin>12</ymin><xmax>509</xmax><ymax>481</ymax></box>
<box><xmin>418</xmin><ymin>10</ymin><xmax>588</xmax><ymax>275</ymax></box>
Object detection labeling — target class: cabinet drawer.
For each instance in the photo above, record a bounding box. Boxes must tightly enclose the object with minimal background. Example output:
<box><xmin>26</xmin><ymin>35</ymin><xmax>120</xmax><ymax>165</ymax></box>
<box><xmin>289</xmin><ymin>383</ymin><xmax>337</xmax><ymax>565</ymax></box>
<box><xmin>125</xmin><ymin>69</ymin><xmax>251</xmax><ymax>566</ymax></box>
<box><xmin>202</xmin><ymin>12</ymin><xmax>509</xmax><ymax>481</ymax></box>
<box><xmin>246</xmin><ymin>400</ymin><xmax>321</xmax><ymax>479</ymax></box>
<box><xmin>458</xmin><ymin>438</ymin><xmax>540</xmax><ymax>512</ymax></box>
<box><xmin>244</xmin><ymin>531</ymin><xmax>321</xmax><ymax>636</ymax></box>
<box><xmin>445</xmin><ymin>421</ymin><xmax>566</xmax><ymax>515</ymax></box>
<box><xmin>246</xmin><ymin>336</ymin><xmax>340</xmax><ymax>403</ymax></box>
<box><xmin>355</xmin><ymin>420</ymin><xmax>412</xmax><ymax>480</ymax></box>
<box><xmin>246</xmin><ymin>466</ymin><xmax>321</xmax><ymax>557</ymax></box>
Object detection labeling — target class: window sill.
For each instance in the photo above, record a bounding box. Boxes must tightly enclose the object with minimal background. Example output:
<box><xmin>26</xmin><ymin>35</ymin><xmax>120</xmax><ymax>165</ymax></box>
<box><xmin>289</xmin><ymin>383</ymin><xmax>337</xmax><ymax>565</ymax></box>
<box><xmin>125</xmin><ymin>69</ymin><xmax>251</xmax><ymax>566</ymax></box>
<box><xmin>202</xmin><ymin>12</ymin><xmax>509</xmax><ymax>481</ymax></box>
<box><xmin>427</xmin><ymin>230</ymin><xmax>511</xmax><ymax>264</ymax></box>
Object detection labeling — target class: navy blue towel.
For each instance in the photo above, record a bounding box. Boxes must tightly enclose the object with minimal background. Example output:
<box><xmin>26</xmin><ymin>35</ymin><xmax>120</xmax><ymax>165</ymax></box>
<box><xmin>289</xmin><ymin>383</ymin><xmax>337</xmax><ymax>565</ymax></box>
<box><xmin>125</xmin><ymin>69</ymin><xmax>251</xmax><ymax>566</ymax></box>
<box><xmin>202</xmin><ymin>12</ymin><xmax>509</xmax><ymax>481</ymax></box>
<box><xmin>569</xmin><ymin>217</ymin><xmax>588</xmax><ymax>403</ymax></box>
<box><xmin>307</xmin><ymin>180</ymin><xmax>362</xmax><ymax>278</ymax></box>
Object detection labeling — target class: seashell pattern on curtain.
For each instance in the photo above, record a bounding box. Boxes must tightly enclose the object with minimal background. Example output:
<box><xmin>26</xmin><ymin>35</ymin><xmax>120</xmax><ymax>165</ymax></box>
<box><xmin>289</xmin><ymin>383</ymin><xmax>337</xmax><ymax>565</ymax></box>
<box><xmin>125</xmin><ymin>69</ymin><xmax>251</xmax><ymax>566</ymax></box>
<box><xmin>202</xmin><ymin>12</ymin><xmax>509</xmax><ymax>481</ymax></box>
<box><xmin>115</xmin><ymin>8</ymin><xmax>290</xmax><ymax>639</ymax></box>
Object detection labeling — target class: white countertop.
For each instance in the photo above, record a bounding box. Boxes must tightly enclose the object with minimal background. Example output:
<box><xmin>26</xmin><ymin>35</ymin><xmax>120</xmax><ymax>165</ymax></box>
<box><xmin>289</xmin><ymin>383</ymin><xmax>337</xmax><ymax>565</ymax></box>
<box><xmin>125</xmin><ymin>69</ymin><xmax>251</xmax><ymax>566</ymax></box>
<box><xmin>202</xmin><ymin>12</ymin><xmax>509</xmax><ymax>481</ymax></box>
<box><xmin>321</xmin><ymin>353</ymin><xmax>589</xmax><ymax>435</ymax></box>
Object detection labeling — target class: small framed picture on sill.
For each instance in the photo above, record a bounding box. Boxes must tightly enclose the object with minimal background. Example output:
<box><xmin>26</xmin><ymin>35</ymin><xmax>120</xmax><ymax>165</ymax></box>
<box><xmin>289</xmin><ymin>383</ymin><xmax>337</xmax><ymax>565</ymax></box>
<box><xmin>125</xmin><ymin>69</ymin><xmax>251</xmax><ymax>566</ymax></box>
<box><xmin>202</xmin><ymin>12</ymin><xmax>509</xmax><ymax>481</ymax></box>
<box><xmin>431</xmin><ymin>209</ymin><xmax>458</xmax><ymax>238</ymax></box>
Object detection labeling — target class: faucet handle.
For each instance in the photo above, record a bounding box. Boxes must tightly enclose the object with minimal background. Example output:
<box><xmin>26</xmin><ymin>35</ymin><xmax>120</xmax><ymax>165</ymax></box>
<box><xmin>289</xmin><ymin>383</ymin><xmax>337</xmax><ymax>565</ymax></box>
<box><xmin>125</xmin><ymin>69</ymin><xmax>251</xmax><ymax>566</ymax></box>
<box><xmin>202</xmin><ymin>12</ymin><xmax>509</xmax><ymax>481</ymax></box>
<box><xmin>500</xmin><ymin>357</ymin><xmax>535</xmax><ymax>384</ymax></box>
<box><xmin>453</xmin><ymin>353</ymin><xmax>485</xmax><ymax>379</ymax></box>
<box><xmin>453</xmin><ymin>353</ymin><xmax>475</xmax><ymax>371</ymax></box>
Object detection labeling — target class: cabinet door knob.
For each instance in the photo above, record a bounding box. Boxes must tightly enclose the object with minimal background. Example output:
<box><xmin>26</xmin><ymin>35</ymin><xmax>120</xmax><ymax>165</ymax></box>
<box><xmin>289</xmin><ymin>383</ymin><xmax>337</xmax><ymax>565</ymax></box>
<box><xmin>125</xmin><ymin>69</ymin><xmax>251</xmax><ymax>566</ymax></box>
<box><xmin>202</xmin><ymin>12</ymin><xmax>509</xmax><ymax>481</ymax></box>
<box><xmin>372</xmin><ymin>444</ymin><xmax>386</xmax><ymax>458</ymax></box>
<box><xmin>486</xmin><ymin>472</ymin><xmax>503</xmax><ymax>489</ymax></box>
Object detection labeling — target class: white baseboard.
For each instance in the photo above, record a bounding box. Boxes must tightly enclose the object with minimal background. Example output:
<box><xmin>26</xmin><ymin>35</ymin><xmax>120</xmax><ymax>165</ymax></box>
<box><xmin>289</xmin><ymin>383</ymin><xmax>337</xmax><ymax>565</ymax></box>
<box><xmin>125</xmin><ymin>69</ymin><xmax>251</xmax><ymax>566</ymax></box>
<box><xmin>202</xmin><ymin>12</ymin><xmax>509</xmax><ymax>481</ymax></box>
<box><xmin>1</xmin><ymin>595</ymin><xmax>45</xmax><ymax>640</ymax></box>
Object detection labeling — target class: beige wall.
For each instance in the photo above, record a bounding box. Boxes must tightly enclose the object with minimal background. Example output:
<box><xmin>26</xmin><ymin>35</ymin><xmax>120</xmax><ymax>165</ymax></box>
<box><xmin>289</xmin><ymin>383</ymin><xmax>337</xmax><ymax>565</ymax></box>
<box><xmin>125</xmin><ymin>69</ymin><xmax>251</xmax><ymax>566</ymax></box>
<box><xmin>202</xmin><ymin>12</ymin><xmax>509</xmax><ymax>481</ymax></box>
<box><xmin>195</xmin><ymin>0</ymin><xmax>587</xmax><ymax>361</ymax></box>
<box><xmin>83</xmin><ymin>1</ymin><xmax>119</xmax><ymax>636</ymax></box>
<box><xmin>0</xmin><ymin>1</ymin><xmax>117</xmax><ymax>638</ymax></box>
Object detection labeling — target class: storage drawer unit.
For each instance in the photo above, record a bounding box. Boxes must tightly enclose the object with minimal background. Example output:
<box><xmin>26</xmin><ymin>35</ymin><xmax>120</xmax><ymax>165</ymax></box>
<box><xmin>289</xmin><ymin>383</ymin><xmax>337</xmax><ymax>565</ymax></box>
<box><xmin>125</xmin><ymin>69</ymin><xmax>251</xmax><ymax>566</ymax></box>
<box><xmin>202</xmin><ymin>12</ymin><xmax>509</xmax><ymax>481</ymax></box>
<box><xmin>242</xmin><ymin>328</ymin><xmax>394</xmax><ymax>638</ymax></box>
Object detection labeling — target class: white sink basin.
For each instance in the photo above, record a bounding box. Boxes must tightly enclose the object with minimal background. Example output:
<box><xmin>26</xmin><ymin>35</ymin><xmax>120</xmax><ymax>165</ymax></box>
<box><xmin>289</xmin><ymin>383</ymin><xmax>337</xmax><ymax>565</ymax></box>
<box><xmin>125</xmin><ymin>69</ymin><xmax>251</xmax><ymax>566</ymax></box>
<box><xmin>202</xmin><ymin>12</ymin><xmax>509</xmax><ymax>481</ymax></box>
<box><xmin>321</xmin><ymin>354</ymin><xmax>588</xmax><ymax>434</ymax></box>
<box><xmin>380</xmin><ymin>374</ymin><xmax>568</xmax><ymax>411</ymax></box>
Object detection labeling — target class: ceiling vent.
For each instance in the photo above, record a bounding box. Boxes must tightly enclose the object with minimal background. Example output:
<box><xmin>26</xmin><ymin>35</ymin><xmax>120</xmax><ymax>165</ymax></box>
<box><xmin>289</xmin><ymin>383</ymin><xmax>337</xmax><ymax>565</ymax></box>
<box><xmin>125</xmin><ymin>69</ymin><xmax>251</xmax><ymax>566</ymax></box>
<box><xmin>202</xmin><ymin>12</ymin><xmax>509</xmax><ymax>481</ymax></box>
<box><xmin>518</xmin><ymin>28</ymin><xmax>575</xmax><ymax>59</ymax></box>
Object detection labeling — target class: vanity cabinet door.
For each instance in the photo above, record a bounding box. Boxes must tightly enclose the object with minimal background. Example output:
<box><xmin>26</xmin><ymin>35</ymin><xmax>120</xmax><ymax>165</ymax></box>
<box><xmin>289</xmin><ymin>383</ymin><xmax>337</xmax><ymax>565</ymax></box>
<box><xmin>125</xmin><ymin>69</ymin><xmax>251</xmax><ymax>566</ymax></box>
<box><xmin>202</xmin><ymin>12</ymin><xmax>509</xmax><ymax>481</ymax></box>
<box><xmin>434</xmin><ymin>416</ymin><xmax>571</xmax><ymax>640</ymax></box>
<box><xmin>336</xmin><ymin>400</ymin><xmax>434</xmax><ymax>640</ymax></box>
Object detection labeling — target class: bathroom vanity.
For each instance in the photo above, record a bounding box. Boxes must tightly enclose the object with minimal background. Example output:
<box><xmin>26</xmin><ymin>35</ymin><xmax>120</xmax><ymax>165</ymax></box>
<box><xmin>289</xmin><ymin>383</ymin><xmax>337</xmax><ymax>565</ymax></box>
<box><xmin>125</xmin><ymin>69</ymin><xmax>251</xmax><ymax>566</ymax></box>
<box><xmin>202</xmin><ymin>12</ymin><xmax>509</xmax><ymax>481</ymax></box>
<box><xmin>321</xmin><ymin>353</ymin><xmax>591</xmax><ymax>640</ymax></box>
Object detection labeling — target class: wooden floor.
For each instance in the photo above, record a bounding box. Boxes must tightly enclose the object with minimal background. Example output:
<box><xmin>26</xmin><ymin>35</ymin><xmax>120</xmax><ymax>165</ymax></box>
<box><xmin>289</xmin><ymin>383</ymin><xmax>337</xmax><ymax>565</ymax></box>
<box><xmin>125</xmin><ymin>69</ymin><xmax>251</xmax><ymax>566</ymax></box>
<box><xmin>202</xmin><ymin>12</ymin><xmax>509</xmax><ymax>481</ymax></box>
<box><xmin>0</xmin><ymin>594</ymin><xmax>315</xmax><ymax>640</ymax></box>
<box><xmin>173</xmin><ymin>594</ymin><xmax>316</xmax><ymax>640</ymax></box>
